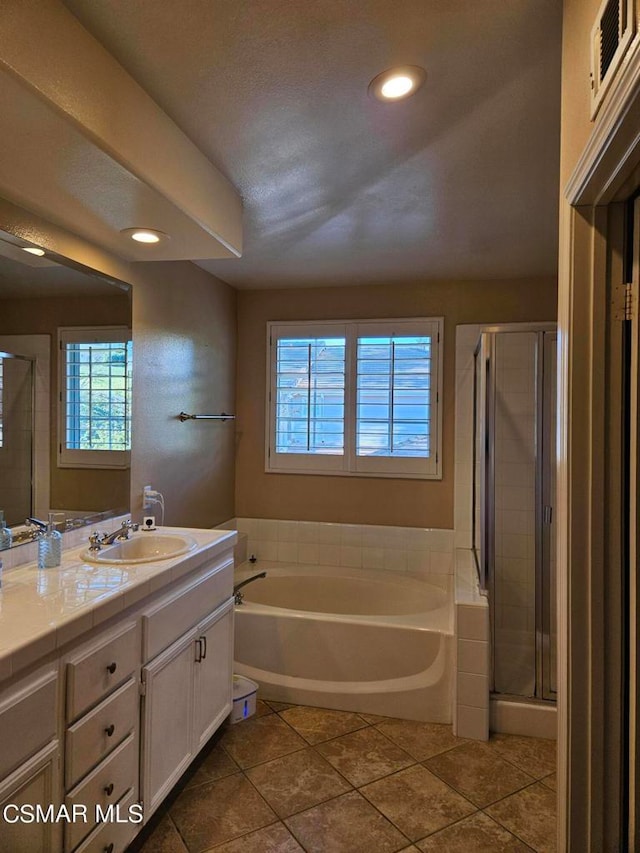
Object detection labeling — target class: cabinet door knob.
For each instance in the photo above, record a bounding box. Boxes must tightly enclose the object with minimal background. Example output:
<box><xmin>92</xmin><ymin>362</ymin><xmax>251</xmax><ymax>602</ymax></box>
<box><xmin>104</xmin><ymin>724</ymin><xmax>115</xmax><ymax>737</ymax></box>
<box><xmin>106</xmin><ymin>662</ymin><xmax>117</xmax><ymax>674</ymax></box>
<box><xmin>104</xmin><ymin>782</ymin><xmax>114</xmax><ymax>796</ymax></box>
<box><xmin>104</xmin><ymin>844</ymin><xmax>114</xmax><ymax>853</ymax></box>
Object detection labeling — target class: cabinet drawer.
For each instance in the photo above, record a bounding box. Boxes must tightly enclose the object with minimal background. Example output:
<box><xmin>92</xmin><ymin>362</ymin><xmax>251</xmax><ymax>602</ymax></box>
<box><xmin>65</xmin><ymin>733</ymin><xmax>138</xmax><ymax>852</ymax></box>
<box><xmin>142</xmin><ymin>556</ymin><xmax>233</xmax><ymax>661</ymax></box>
<box><xmin>66</xmin><ymin>622</ymin><xmax>139</xmax><ymax>723</ymax></box>
<box><xmin>66</xmin><ymin>678</ymin><xmax>137</xmax><ymax>789</ymax></box>
<box><xmin>73</xmin><ymin>787</ymin><xmax>139</xmax><ymax>853</ymax></box>
<box><xmin>0</xmin><ymin>667</ymin><xmax>58</xmax><ymax>779</ymax></box>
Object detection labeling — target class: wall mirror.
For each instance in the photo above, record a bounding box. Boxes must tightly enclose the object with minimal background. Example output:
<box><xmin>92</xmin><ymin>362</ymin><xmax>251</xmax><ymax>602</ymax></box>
<box><xmin>0</xmin><ymin>226</ymin><xmax>132</xmax><ymax>548</ymax></box>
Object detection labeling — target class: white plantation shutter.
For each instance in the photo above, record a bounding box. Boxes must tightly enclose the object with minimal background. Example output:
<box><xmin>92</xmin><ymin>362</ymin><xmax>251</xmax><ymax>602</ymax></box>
<box><xmin>268</xmin><ymin>324</ymin><xmax>347</xmax><ymax>472</ymax></box>
<box><xmin>275</xmin><ymin>336</ymin><xmax>346</xmax><ymax>454</ymax></box>
<box><xmin>354</xmin><ymin>319</ymin><xmax>440</xmax><ymax>477</ymax></box>
<box><xmin>267</xmin><ymin>318</ymin><xmax>442</xmax><ymax>479</ymax></box>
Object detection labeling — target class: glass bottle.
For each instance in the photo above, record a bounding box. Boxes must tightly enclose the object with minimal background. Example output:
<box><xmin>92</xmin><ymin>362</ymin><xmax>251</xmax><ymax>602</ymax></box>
<box><xmin>0</xmin><ymin>510</ymin><xmax>12</xmax><ymax>550</ymax></box>
<box><xmin>38</xmin><ymin>512</ymin><xmax>63</xmax><ymax>569</ymax></box>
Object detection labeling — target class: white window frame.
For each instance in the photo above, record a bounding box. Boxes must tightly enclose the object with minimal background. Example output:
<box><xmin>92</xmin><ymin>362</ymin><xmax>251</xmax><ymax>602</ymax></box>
<box><xmin>266</xmin><ymin>317</ymin><xmax>443</xmax><ymax>479</ymax></box>
<box><xmin>58</xmin><ymin>326</ymin><xmax>132</xmax><ymax>470</ymax></box>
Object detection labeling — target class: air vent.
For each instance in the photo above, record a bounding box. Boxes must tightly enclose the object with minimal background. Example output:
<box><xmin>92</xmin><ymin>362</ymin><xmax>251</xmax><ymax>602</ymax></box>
<box><xmin>591</xmin><ymin>0</ymin><xmax>636</xmax><ymax>116</ymax></box>
<box><xmin>600</xmin><ymin>0</ymin><xmax>621</xmax><ymax>80</ymax></box>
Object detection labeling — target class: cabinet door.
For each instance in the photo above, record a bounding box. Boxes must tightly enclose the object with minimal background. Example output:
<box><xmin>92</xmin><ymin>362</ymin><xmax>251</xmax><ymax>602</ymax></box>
<box><xmin>0</xmin><ymin>740</ymin><xmax>61</xmax><ymax>853</ymax></box>
<box><xmin>140</xmin><ymin>628</ymin><xmax>197</xmax><ymax>820</ymax></box>
<box><xmin>194</xmin><ymin>598</ymin><xmax>234</xmax><ymax>750</ymax></box>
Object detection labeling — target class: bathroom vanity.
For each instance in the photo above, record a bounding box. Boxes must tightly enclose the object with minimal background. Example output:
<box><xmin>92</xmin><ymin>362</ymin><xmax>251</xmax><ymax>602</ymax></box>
<box><xmin>0</xmin><ymin>527</ymin><xmax>236</xmax><ymax>853</ymax></box>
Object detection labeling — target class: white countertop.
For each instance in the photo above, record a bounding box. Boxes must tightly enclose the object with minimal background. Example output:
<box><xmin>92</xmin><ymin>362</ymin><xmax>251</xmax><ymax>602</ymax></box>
<box><xmin>0</xmin><ymin>527</ymin><xmax>237</xmax><ymax>684</ymax></box>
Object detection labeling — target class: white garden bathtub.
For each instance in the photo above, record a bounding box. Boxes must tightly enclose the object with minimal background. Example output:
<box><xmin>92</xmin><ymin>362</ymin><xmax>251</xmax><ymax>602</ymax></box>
<box><xmin>233</xmin><ymin>563</ymin><xmax>454</xmax><ymax>722</ymax></box>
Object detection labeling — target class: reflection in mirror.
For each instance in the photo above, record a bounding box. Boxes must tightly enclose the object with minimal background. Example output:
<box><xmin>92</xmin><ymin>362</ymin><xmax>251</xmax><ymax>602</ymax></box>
<box><xmin>0</xmin><ymin>228</ymin><xmax>132</xmax><ymax>548</ymax></box>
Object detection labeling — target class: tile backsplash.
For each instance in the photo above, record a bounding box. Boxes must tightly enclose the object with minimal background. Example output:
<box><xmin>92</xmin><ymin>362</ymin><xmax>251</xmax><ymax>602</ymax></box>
<box><xmin>224</xmin><ymin>518</ymin><xmax>454</xmax><ymax>576</ymax></box>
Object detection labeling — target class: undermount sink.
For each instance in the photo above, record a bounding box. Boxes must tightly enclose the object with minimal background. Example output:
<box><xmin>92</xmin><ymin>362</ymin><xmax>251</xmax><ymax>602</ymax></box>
<box><xmin>81</xmin><ymin>533</ymin><xmax>197</xmax><ymax>564</ymax></box>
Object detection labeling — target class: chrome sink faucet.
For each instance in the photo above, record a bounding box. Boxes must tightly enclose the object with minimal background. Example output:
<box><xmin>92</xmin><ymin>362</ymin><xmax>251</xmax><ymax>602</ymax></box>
<box><xmin>91</xmin><ymin>519</ymin><xmax>139</xmax><ymax>550</ymax></box>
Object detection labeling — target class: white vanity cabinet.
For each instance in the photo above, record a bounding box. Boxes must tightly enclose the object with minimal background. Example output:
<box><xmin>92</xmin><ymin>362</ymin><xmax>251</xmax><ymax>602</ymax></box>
<box><xmin>0</xmin><ymin>665</ymin><xmax>61</xmax><ymax>853</ymax></box>
<box><xmin>139</xmin><ymin>555</ymin><xmax>234</xmax><ymax>819</ymax></box>
<box><xmin>0</xmin><ymin>529</ymin><xmax>236</xmax><ymax>852</ymax></box>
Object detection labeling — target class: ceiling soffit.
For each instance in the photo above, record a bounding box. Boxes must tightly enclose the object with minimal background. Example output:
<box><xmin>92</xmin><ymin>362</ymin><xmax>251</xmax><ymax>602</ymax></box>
<box><xmin>0</xmin><ymin>0</ymin><xmax>243</xmax><ymax>263</ymax></box>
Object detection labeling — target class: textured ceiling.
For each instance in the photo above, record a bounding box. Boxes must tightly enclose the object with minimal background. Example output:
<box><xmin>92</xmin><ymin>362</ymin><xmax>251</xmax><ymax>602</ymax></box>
<box><xmin>63</xmin><ymin>0</ymin><xmax>562</xmax><ymax>289</ymax></box>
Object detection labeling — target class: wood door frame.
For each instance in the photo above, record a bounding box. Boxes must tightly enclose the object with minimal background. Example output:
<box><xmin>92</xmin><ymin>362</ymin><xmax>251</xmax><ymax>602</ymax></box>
<box><xmin>558</xmin><ymin>42</ymin><xmax>640</xmax><ymax>851</ymax></box>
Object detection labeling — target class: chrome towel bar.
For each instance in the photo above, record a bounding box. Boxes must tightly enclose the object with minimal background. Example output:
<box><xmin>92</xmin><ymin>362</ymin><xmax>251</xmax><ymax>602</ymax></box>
<box><xmin>178</xmin><ymin>412</ymin><xmax>236</xmax><ymax>422</ymax></box>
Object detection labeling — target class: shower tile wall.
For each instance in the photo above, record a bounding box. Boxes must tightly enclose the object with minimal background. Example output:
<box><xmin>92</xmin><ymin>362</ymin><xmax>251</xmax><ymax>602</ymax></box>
<box><xmin>493</xmin><ymin>333</ymin><xmax>536</xmax><ymax>697</ymax></box>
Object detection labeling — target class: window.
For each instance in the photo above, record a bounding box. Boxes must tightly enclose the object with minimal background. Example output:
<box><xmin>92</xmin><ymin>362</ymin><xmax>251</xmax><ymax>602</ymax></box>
<box><xmin>58</xmin><ymin>327</ymin><xmax>132</xmax><ymax>469</ymax></box>
<box><xmin>267</xmin><ymin>318</ymin><xmax>442</xmax><ymax>479</ymax></box>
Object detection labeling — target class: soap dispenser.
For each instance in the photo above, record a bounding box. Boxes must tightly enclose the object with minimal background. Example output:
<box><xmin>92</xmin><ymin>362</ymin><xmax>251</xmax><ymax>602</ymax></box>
<box><xmin>0</xmin><ymin>510</ymin><xmax>11</xmax><ymax>550</ymax></box>
<box><xmin>38</xmin><ymin>512</ymin><xmax>63</xmax><ymax>569</ymax></box>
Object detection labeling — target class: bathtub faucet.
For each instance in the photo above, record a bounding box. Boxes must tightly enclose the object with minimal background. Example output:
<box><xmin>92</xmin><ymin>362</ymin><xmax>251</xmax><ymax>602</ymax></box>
<box><xmin>233</xmin><ymin>571</ymin><xmax>267</xmax><ymax>605</ymax></box>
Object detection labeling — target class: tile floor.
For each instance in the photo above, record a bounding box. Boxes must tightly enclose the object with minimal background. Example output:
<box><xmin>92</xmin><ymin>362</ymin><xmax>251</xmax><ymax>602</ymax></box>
<box><xmin>130</xmin><ymin>699</ymin><xmax>557</xmax><ymax>853</ymax></box>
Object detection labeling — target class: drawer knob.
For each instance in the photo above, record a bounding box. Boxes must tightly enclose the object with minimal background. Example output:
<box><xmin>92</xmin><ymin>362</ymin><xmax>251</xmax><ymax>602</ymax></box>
<box><xmin>104</xmin><ymin>844</ymin><xmax>114</xmax><ymax>853</ymax></box>
<box><xmin>104</xmin><ymin>724</ymin><xmax>115</xmax><ymax>737</ymax></box>
<box><xmin>104</xmin><ymin>782</ymin><xmax>114</xmax><ymax>796</ymax></box>
<box><xmin>106</xmin><ymin>662</ymin><xmax>117</xmax><ymax>675</ymax></box>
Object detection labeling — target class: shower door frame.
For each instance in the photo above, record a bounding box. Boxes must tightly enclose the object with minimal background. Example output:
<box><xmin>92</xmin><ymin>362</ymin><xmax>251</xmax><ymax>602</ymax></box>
<box><xmin>473</xmin><ymin>322</ymin><xmax>557</xmax><ymax>703</ymax></box>
<box><xmin>0</xmin><ymin>350</ymin><xmax>36</xmax><ymax>523</ymax></box>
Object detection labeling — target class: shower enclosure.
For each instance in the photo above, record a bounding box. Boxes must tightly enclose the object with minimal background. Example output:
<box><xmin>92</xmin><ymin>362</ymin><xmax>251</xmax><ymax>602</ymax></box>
<box><xmin>473</xmin><ymin>325</ymin><xmax>556</xmax><ymax>702</ymax></box>
<box><xmin>0</xmin><ymin>351</ymin><xmax>34</xmax><ymax>526</ymax></box>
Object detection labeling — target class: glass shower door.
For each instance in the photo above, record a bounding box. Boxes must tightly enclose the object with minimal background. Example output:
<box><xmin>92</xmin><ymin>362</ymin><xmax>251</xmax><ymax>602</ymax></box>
<box><xmin>492</xmin><ymin>331</ymin><xmax>538</xmax><ymax>697</ymax></box>
<box><xmin>473</xmin><ymin>327</ymin><xmax>557</xmax><ymax>701</ymax></box>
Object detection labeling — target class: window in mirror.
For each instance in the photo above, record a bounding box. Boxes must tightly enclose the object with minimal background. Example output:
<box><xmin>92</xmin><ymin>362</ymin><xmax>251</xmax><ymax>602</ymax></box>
<box><xmin>58</xmin><ymin>326</ymin><xmax>132</xmax><ymax>469</ymax></box>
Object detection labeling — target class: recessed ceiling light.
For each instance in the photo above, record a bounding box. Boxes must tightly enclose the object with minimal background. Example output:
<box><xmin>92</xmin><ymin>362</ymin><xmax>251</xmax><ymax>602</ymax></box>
<box><xmin>22</xmin><ymin>246</ymin><xmax>45</xmax><ymax>256</ymax></box>
<box><xmin>368</xmin><ymin>66</ymin><xmax>427</xmax><ymax>102</ymax></box>
<box><xmin>121</xmin><ymin>228</ymin><xmax>168</xmax><ymax>244</ymax></box>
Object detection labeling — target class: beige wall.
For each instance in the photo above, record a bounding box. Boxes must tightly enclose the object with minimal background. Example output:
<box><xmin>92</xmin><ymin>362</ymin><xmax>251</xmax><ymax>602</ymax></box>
<box><xmin>0</xmin><ymin>292</ymin><xmax>131</xmax><ymax>512</ymax></box>
<box><xmin>560</xmin><ymin>0</ymin><xmax>600</xmax><ymax>187</ymax></box>
<box><xmin>235</xmin><ymin>277</ymin><xmax>558</xmax><ymax>529</ymax></box>
<box><xmin>130</xmin><ymin>261</ymin><xmax>236</xmax><ymax>528</ymax></box>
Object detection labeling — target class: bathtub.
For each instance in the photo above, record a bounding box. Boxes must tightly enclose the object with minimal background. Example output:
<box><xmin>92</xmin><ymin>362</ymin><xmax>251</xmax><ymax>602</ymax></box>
<box><xmin>233</xmin><ymin>563</ymin><xmax>454</xmax><ymax>722</ymax></box>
